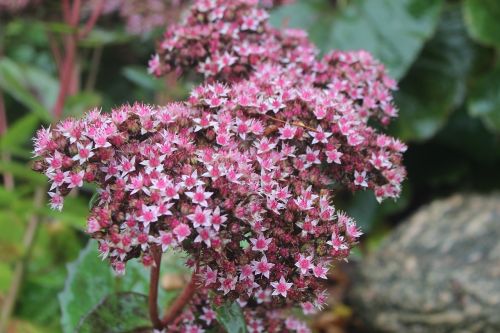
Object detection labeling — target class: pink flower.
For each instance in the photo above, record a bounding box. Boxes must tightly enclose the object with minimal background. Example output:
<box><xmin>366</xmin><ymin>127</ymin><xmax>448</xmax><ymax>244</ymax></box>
<box><xmin>295</xmin><ymin>254</ymin><xmax>313</xmax><ymax>275</ymax></box>
<box><xmin>185</xmin><ymin>186</ymin><xmax>213</xmax><ymax>207</ymax></box>
<box><xmin>67</xmin><ymin>171</ymin><xmax>84</xmax><ymax>188</ymax></box>
<box><xmin>278</xmin><ymin>123</ymin><xmax>297</xmax><ymax>140</ymax></box>
<box><xmin>252</xmin><ymin>255</ymin><xmax>275</xmax><ymax>279</ymax></box>
<box><xmin>271</xmin><ymin>276</ymin><xmax>292</xmax><ymax>297</ymax></box>
<box><xmin>309</xmin><ymin>126</ymin><xmax>332</xmax><ymax>144</ymax></box>
<box><xmin>312</xmin><ymin>264</ymin><xmax>328</xmax><ymax>279</ymax></box>
<box><xmin>173</xmin><ymin>223</ymin><xmax>191</xmax><ymax>242</ymax></box>
<box><xmin>199</xmin><ymin>307</ymin><xmax>217</xmax><ymax>325</ymax></box>
<box><xmin>157</xmin><ymin>231</ymin><xmax>175</xmax><ymax>252</ymax></box>
<box><xmin>187</xmin><ymin>206</ymin><xmax>212</xmax><ymax>228</ymax></box>
<box><xmin>250</xmin><ymin>235</ymin><xmax>272</xmax><ymax>252</ymax></box>
<box><xmin>138</xmin><ymin>205</ymin><xmax>159</xmax><ymax>227</ymax></box>
<box><xmin>218</xmin><ymin>275</ymin><xmax>237</xmax><ymax>295</ymax></box>
<box><xmin>325</xmin><ymin>148</ymin><xmax>343</xmax><ymax>164</ymax></box>
<box><xmin>194</xmin><ymin>227</ymin><xmax>215</xmax><ymax>247</ymax></box>
<box><xmin>210</xmin><ymin>206</ymin><xmax>227</xmax><ymax>231</ymax></box>
<box><xmin>354</xmin><ymin>170</ymin><xmax>368</xmax><ymax>187</ymax></box>
<box><xmin>204</xmin><ymin>266</ymin><xmax>218</xmax><ymax>286</ymax></box>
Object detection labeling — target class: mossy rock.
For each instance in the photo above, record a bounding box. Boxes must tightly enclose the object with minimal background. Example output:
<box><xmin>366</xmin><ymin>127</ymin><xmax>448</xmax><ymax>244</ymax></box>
<box><xmin>350</xmin><ymin>193</ymin><xmax>500</xmax><ymax>333</ymax></box>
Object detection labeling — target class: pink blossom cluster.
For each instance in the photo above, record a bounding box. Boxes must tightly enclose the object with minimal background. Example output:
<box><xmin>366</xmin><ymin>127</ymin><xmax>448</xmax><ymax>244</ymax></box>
<box><xmin>151</xmin><ymin>0</ymin><xmax>406</xmax><ymax>200</ymax></box>
<box><xmin>33</xmin><ymin>0</ymin><xmax>405</xmax><ymax>331</ymax></box>
<box><xmin>94</xmin><ymin>0</ymin><xmax>188</xmax><ymax>35</ymax></box>
<box><xmin>92</xmin><ymin>0</ymin><xmax>289</xmax><ymax>35</ymax></box>
<box><xmin>0</xmin><ymin>0</ymin><xmax>39</xmax><ymax>13</ymax></box>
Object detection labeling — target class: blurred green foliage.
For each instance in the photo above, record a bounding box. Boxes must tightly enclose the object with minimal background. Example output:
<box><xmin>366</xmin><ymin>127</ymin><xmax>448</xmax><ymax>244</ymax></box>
<box><xmin>0</xmin><ymin>0</ymin><xmax>499</xmax><ymax>332</ymax></box>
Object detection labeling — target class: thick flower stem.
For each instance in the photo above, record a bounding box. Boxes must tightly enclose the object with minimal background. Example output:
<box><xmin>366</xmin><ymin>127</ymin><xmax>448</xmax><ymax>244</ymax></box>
<box><xmin>148</xmin><ymin>245</ymin><xmax>198</xmax><ymax>330</ymax></box>
<box><xmin>161</xmin><ymin>270</ymin><xmax>198</xmax><ymax>327</ymax></box>
<box><xmin>149</xmin><ymin>246</ymin><xmax>163</xmax><ymax>330</ymax></box>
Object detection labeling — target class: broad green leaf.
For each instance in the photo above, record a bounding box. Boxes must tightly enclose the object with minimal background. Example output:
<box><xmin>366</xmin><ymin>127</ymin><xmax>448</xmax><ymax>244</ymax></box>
<box><xmin>88</xmin><ymin>192</ymin><xmax>100</xmax><ymax>209</ymax></box>
<box><xmin>43</xmin><ymin>21</ymin><xmax>78</xmax><ymax>34</ymax></box>
<box><xmin>328</xmin><ymin>0</ymin><xmax>444</xmax><ymax>79</ymax></box>
<box><xmin>0</xmin><ymin>58</ymin><xmax>55</xmax><ymax>121</ymax></box>
<box><xmin>0</xmin><ymin>211</ymin><xmax>25</xmax><ymax>262</ymax></box>
<box><xmin>60</xmin><ymin>241</ymin><xmax>181</xmax><ymax>333</ymax></box>
<box><xmin>215</xmin><ymin>302</ymin><xmax>248</xmax><ymax>333</ymax></box>
<box><xmin>463</xmin><ymin>0</ymin><xmax>500</xmax><ymax>48</ymax></box>
<box><xmin>391</xmin><ymin>5</ymin><xmax>482</xmax><ymax>141</ymax></box>
<box><xmin>76</xmin><ymin>292</ymin><xmax>150</xmax><ymax>333</ymax></box>
<box><xmin>79</xmin><ymin>28</ymin><xmax>132</xmax><ymax>47</ymax></box>
<box><xmin>467</xmin><ymin>67</ymin><xmax>500</xmax><ymax>132</ymax></box>
<box><xmin>122</xmin><ymin>66</ymin><xmax>163</xmax><ymax>91</ymax></box>
<box><xmin>41</xmin><ymin>196</ymin><xmax>89</xmax><ymax>230</ymax></box>
<box><xmin>0</xmin><ymin>160</ymin><xmax>46</xmax><ymax>185</ymax></box>
<box><xmin>345</xmin><ymin>191</ymin><xmax>378</xmax><ymax>233</ymax></box>
<box><xmin>270</xmin><ymin>0</ymin><xmax>336</xmax><ymax>53</ymax></box>
<box><xmin>64</xmin><ymin>92</ymin><xmax>102</xmax><ymax>118</ymax></box>
<box><xmin>271</xmin><ymin>0</ymin><xmax>444</xmax><ymax>79</ymax></box>
<box><xmin>0</xmin><ymin>113</ymin><xmax>40</xmax><ymax>156</ymax></box>
<box><xmin>59</xmin><ymin>241</ymin><xmax>116</xmax><ymax>333</ymax></box>
<box><xmin>0</xmin><ymin>262</ymin><xmax>13</xmax><ymax>293</ymax></box>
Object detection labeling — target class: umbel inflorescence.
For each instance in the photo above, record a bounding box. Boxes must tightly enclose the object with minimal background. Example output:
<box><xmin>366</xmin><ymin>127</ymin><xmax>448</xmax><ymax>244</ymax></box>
<box><xmin>33</xmin><ymin>0</ymin><xmax>405</xmax><ymax>332</ymax></box>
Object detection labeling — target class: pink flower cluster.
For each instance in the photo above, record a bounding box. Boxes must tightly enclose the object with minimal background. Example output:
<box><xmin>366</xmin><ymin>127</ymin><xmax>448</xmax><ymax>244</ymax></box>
<box><xmin>33</xmin><ymin>0</ymin><xmax>405</xmax><ymax>331</ymax></box>
<box><xmin>0</xmin><ymin>0</ymin><xmax>39</xmax><ymax>13</ymax></box>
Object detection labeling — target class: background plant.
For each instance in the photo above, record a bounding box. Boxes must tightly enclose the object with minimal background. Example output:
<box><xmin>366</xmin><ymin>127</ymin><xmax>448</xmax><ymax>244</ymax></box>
<box><xmin>0</xmin><ymin>0</ymin><xmax>499</xmax><ymax>332</ymax></box>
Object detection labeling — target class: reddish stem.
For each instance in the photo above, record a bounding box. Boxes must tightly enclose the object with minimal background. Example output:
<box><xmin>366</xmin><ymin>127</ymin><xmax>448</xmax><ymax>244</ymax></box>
<box><xmin>161</xmin><ymin>270</ymin><xmax>198</xmax><ymax>327</ymax></box>
<box><xmin>79</xmin><ymin>0</ymin><xmax>104</xmax><ymax>39</ymax></box>
<box><xmin>149</xmin><ymin>246</ymin><xmax>163</xmax><ymax>330</ymax></box>
<box><xmin>148</xmin><ymin>245</ymin><xmax>199</xmax><ymax>330</ymax></box>
<box><xmin>53</xmin><ymin>34</ymin><xmax>76</xmax><ymax>119</ymax></box>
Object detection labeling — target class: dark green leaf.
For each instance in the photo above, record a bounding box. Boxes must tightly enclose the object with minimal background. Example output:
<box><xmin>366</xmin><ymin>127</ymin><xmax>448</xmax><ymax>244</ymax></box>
<box><xmin>88</xmin><ymin>192</ymin><xmax>100</xmax><ymax>210</ymax></box>
<box><xmin>215</xmin><ymin>302</ymin><xmax>247</xmax><ymax>333</ymax></box>
<box><xmin>59</xmin><ymin>241</ymin><xmax>117</xmax><ymax>333</ymax></box>
<box><xmin>0</xmin><ymin>114</ymin><xmax>40</xmax><ymax>158</ymax></box>
<box><xmin>60</xmin><ymin>241</ymin><xmax>180</xmax><ymax>333</ymax></box>
<box><xmin>122</xmin><ymin>66</ymin><xmax>163</xmax><ymax>91</ymax></box>
<box><xmin>468</xmin><ymin>67</ymin><xmax>500</xmax><ymax>131</ymax></box>
<box><xmin>64</xmin><ymin>92</ymin><xmax>102</xmax><ymax>118</ymax></box>
<box><xmin>391</xmin><ymin>5</ymin><xmax>481</xmax><ymax>141</ymax></box>
<box><xmin>270</xmin><ymin>0</ymin><xmax>336</xmax><ymax>53</ymax></box>
<box><xmin>0</xmin><ymin>160</ymin><xmax>46</xmax><ymax>185</ymax></box>
<box><xmin>271</xmin><ymin>0</ymin><xmax>444</xmax><ymax>79</ymax></box>
<box><xmin>463</xmin><ymin>0</ymin><xmax>500</xmax><ymax>48</ymax></box>
<box><xmin>329</xmin><ymin>0</ymin><xmax>444</xmax><ymax>79</ymax></box>
<box><xmin>0</xmin><ymin>58</ymin><xmax>56</xmax><ymax>121</ymax></box>
<box><xmin>345</xmin><ymin>191</ymin><xmax>378</xmax><ymax>233</ymax></box>
<box><xmin>76</xmin><ymin>292</ymin><xmax>150</xmax><ymax>333</ymax></box>
<box><xmin>79</xmin><ymin>28</ymin><xmax>132</xmax><ymax>47</ymax></box>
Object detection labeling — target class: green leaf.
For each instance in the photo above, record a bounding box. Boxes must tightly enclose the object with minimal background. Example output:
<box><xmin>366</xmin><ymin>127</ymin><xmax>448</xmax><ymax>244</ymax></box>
<box><xmin>463</xmin><ymin>0</ymin><xmax>500</xmax><ymax>48</ymax></box>
<box><xmin>122</xmin><ymin>66</ymin><xmax>163</xmax><ymax>91</ymax></box>
<box><xmin>345</xmin><ymin>191</ymin><xmax>378</xmax><ymax>233</ymax></box>
<box><xmin>88</xmin><ymin>192</ymin><xmax>100</xmax><ymax>210</ymax></box>
<box><xmin>0</xmin><ymin>262</ymin><xmax>13</xmax><ymax>293</ymax></box>
<box><xmin>76</xmin><ymin>292</ymin><xmax>150</xmax><ymax>333</ymax></box>
<box><xmin>0</xmin><ymin>114</ymin><xmax>40</xmax><ymax>157</ymax></box>
<box><xmin>271</xmin><ymin>0</ymin><xmax>444</xmax><ymax>79</ymax></box>
<box><xmin>42</xmin><ymin>196</ymin><xmax>89</xmax><ymax>230</ymax></box>
<box><xmin>64</xmin><ymin>92</ymin><xmax>102</xmax><ymax>118</ymax></box>
<box><xmin>60</xmin><ymin>241</ymin><xmax>181</xmax><ymax>333</ymax></box>
<box><xmin>59</xmin><ymin>241</ymin><xmax>117</xmax><ymax>333</ymax></box>
<box><xmin>329</xmin><ymin>0</ymin><xmax>444</xmax><ymax>79</ymax></box>
<box><xmin>467</xmin><ymin>67</ymin><xmax>500</xmax><ymax>132</ymax></box>
<box><xmin>0</xmin><ymin>160</ymin><xmax>46</xmax><ymax>185</ymax></box>
<box><xmin>215</xmin><ymin>302</ymin><xmax>248</xmax><ymax>333</ymax></box>
<box><xmin>0</xmin><ymin>58</ymin><xmax>56</xmax><ymax>121</ymax></box>
<box><xmin>270</xmin><ymin>0</ymin><xmax>337</xmax><ymax>53</ymax></box>
<box><xmin>79</xmin><ymin>28</ymin><xmax>132</xmax><ymax>47</ymax></box>
<box><xmin>391</xmin><ymin>5</ymin><xmax>482</xmax><ymax>141</ymax></box>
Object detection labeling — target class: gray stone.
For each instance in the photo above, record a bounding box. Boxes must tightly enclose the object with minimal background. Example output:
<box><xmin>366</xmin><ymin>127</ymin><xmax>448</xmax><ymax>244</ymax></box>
<box><xmin>349</xmin><ymin>193</ymin><xmax>500</xmax><ymax>333</ymax></box>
